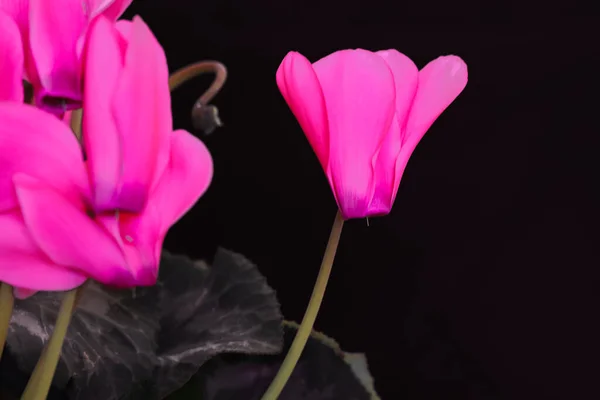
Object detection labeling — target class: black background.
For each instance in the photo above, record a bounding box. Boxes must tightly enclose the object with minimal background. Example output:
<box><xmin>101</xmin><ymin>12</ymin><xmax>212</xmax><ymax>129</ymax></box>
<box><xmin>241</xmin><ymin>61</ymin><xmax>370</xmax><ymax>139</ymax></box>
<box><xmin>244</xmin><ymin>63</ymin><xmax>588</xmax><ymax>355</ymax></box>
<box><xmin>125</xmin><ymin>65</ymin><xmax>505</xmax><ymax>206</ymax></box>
<box><xmin>125</xmin><ymin>1</ymin><xmax>598</xmax><ymax>399</ymax></box>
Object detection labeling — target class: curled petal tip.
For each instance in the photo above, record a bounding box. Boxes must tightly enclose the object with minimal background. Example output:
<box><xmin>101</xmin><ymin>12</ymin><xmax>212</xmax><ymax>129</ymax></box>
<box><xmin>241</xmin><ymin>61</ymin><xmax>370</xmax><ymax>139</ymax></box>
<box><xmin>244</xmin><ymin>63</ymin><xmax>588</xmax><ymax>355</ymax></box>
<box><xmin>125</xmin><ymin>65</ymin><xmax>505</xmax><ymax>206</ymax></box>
<box><xmin>283</xmin><ymin>50</ymin><xmax>301</xmax><ymax>57</ymax></box>
<box><xmin>434</xmin><ymin>55</ymin><xmax>468</xmax><ymax>80</ymax></box>
<box><xmin>276</xmin><ymin>50</ymin><xmax>329</xmax><ymax>171</ymax></box>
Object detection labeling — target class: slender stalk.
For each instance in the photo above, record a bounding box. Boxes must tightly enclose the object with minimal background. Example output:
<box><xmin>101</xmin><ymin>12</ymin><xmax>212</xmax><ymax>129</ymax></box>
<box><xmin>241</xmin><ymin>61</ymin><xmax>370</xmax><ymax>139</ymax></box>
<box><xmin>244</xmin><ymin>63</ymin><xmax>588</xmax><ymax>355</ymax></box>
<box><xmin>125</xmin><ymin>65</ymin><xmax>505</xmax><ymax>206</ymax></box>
<box><xmin>260</xmin><ymin>211</ymin><xmax>345</xmax><ymax>400</ymax></box>
<box><xmin>0</xmin><ymin>282</ymin><xmax>14</xmax><ymax>360</ymax></box>
<box><xmin>168</xmin><ymin>61</ymin><xmax>227</xmax><ymax>133</ymax></box>
<box><xmin>19</xmin><ymin>92</ymin><xmax>84</xmax><ymax>400</ymax></box>
<box><xmin>168</xmin><ymin>61</ymin><xmax>227</xmax><ymax>104</ymax></box>
<box><xmin>21</xmin><ymin>288</ymin><xmax>79</xmax><ymax>400</ymax></box>
<box><xmin>69</xmin><ymin>109</ymin><xmax>83</xmax><ymax>141</ymax></box>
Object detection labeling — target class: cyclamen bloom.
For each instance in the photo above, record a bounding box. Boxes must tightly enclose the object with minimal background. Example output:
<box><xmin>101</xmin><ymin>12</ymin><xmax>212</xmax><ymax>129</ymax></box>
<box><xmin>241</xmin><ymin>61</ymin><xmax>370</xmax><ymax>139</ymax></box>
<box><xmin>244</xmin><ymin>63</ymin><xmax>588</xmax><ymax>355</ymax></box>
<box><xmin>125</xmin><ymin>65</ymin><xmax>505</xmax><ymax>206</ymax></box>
<box><xmin>83</xmin><ymin>15</ymin><xmax>173</xmax><ymax>213</ymax></box>
<box><xmin>0</xmin><ymin>0</ymin><xmax>132</xmax><ymax>113</ymax></box>
<box><xmin>276</xmin><ymin>49</ymin><xmax>468</xmax><ymax>220</ymax></box>
<box><xmin>0</xmin><ymin>104</ymin><xmax>212</xmax><ymax>295</ymax></box>
<box><xmin>0</xmin><ymin>15</ymin><xmax>213</xmax><ymax>296</ymax></box>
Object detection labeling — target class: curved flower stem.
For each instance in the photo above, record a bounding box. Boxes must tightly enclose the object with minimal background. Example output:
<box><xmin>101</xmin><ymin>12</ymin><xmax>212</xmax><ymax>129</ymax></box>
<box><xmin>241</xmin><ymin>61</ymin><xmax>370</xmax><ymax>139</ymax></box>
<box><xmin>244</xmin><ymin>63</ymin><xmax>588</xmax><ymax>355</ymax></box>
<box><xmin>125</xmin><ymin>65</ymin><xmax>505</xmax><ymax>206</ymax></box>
<box><xmin>260</xmin><ymin>211</ymin><xmax>345</xmax><ymax>400</ymax></box>
<box><xmin>168</xmin><ymin>60</ymin><xmax>227</xmax><ymax>103</ymax></box>
<box><xmin>0</xmin><ymin>282</ymin><xmax>14</xmax><ymax>360</ymax></box>
<box><xmin>168</xmin><ymin>61</ymin><xmax>227</xmax><ymax>132</ymax></box>
<box><xmin>21</xmin><ymin>288</ymin><xmax>80</xmax><ymax>400</ymax></box>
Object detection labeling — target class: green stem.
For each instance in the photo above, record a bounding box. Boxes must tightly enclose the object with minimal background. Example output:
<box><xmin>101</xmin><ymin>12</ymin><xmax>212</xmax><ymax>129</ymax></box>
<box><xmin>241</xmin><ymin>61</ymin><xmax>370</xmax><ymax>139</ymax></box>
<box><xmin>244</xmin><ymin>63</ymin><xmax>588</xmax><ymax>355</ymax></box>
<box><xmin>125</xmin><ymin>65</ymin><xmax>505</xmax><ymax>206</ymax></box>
<box><xmin>21</xmin><ymin>288</ymin><xmax>79</xmax><ymax>400</ymax></box>
<box><xmin>260</xmin><ymin>211</ymin><xmax>345</xmax><ymax>400</ymax></box>
<box><xmin>69</xmin><ymin>109</ymin><xmax>83</xmax><ymax>141</ymax></box>
<box><xmin>0</xmin><ymin>282</ymin><xmax>14</xmax><ymax>360</ymax></box>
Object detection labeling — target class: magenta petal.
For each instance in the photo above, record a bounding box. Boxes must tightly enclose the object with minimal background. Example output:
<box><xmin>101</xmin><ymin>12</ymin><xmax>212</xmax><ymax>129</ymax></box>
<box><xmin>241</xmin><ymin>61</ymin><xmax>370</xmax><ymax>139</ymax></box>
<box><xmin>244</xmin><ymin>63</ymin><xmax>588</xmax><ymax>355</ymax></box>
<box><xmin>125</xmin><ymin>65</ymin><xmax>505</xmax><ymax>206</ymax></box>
<box><xmin>147</xmin><ymin>129</ymin><xmax>213</xmax><ymax>234</ymax></box>
<box><xmin>116</xmin><ymin>129</ymin><xmax>213</xmax><ymax>283</ymax></box>
<box><xmin>404</xmin><ymin>55</ymin><xmax>468</xmax><ymax>144</ymax></box>
<box><xmin>90</xmin><ymin>0</ymin><xmax>132</xmax><ymax>19</ymax></box>
<box><xmin>62</xmin><ymin>110</ymin><xmax>73</xmax><ymax>124</ymax></box>
<box><xmin>93</xmin><ymin>213</ymin><xmax>154</xmax><ymax>287</ymax></box>
<box><xmin>82</xmin><ymin>15</ymin><xmax>123</xmax><ymax>212</ymax></box>
<box><xmin>74</xmin><ymin>1</ymin><xmax>131</xmax><ymax>57</ymax></box>
<box><xmin>313</xmin><ymin>49</ymin><xmax>396</xmax><ymax>219</ymax></box>
<box><xmin>367</xmin><ymin>119</ymin><xmax>402</xmax><ymax>217</ymax></box>
<box><xmin>0</xmin><ymin>0</ymin><xmax>28</xmax><ymax>20</ymax></box>
<box><xmin>0</xmin><ymin>0</ymin><xmax>28</xmax><ymax>40</ymax></box>
<box><xmin>391</xmin><ymin>55</ymin><xmax>468</xmax><ymax>203</ymax></box>
<box><xmin>0</xmin><ymin>210</ymin><xmax>87</xmax><ymax>291</ymax></box>
<box><xmin>0</xmin><ymin>102</ymin><xmax>89</xmax><ymax>212</ymax></box>
<box><xmin>276</xmin><ymin>51</ymin><xmax>330</xmax><ymax>171</ymax></box>
<box><xmin>368</xmin><ymin>50</ymin><xmax>420</xmax><ymax>213</ymax></box>
<box><xmin>114</xmin><ymin>19</ymin><xmax>132</xmax><ymax>40</ymax></box>
<box><xmin>0</xmin><ymin>10</ymin><xmax>24</xmax><ymax>102</ymax></box>
<box><xmin>28</xmin><ymin>0</ymin><xmax>87</xmax><ymax>110</ymax></box>
<box><xmin>110</xmin><ymin>16</ymin><xmax>172</xmax><ymax>212</ymax></box>
<box><xmin>0</xmin><ymin>1</ymin><xmax>36</xmax><ymax>86</ymax></box>
<box><xmin>13</xmin><ymin>174</ymin><xmax>129</xmax><ymax>286</ymax></box>
<box><xmin>376</xmin><ymin>50</ymin><xmax>419</xmax><ymax>136</ymax></box>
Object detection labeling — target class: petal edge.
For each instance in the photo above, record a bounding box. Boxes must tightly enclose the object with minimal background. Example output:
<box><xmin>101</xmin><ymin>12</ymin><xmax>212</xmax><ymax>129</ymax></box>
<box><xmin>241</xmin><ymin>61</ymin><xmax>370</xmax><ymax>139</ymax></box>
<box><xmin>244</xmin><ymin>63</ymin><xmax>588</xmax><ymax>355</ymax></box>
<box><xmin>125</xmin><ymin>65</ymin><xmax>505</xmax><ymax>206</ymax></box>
<box><xmin>276</xmin><ymin>51</ymin><xmax>330</xmax><ymax>171</ymax></box>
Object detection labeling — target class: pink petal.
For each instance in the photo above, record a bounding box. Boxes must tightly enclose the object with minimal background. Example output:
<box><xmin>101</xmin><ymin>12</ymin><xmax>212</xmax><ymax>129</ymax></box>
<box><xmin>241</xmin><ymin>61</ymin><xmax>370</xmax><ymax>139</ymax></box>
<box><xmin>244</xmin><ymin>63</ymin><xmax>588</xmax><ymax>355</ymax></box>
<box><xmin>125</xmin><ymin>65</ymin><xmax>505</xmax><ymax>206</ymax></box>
<box><xmin>82</xmin><ymin>15</ymin><xmax>123</xmax><ymax>212</ymax></box>
<box><xmin>13</xmin><ymin>174</ymin><xmax>131</xmax><ymax>286</ymax></box>
<box><xmin>313</xmin><ymin>49</ymin><xmax>396</xmax><ymax>219</ymax></box>
<box><xmin>94</xmin><ymin>213</ymin><xmax>154</xmax><ymax>287</ymax></box>
<box><xmin>0</xmin><ymin>102</ymin><xmax>89</xmax><ymax>212</ymax></box>
<box><xmin>0</xmin><ymin>0</ymin><xmax>27</xmax><ymax>17</ymax></box>
<box><xmin>75</xmin><ymin>0</ymin><xmax>132</xmax><ymax>57</ymax></box>
<box><xmin>366</xmin><ymin>119</ymin><xmax>401</xmax><ymax>216</ymax></box>
<box><xmin>144</xmin><ymin>129</ymin><xmax>212</xmax><ymax>235</ymax></box>
<box><xmin>110</xmin><ymin>16</ymin><xmax>171</xmax><ymax>212</ymax></box>
<box><xmin>367</xmin><ymin>50</ymin><xmax>420</xmax><ymax>214</ymax></box>
<box><xmin>62</xmin><ymin>109</ymin><xmax>73</xmax><ymax>124</ymax></box>
<box><xmin>0</xmin><ymin>1</ymin><xmax>37</xmax><ymax>86</ymax></box>
<box><xmin>28</xmin><ymin>0</ymin><xmax>87</xmax><ymax>111</ymax></box>
<box><xmin>0</xmin><ymin>0</ymin><xmax>27</xmax><ymax>30</ymax></box>
<box><xmin>95</xmin><ymin>130</ymin><xmax>212</xmax><ymax>287</ymax></box>
<box><xmin>404</xmin><ymin>55</ymin><xmax>468</xmax><ymax>145</ymax></box>
<box><xmin>376</xmin><ymin>50</ymin><xmax>419</xmax><ymax>138</ymax></box>
<box><xmin>110</xmin><ymin>19</ymin><xmax>132</xmax><ymax>60</ymax></box>
<box><xmin>0</xmin><ymin>10</ymin><xmax>24</xmax><ymax>102</ymax></box>
<box><xmin>276</xmin><ymin>51</ymin><xmax>329</xmax><ymax>172</ymax></box>
<box><xmin>0</xmin><ymin>210</ymin><xmax>87</xmax><ymax>292</ymax></box>
<box><xmin>116</xmin><ymin>130</ymin><xmax>213</xmax><ymax>282</ymax></box>
<box><xmin>115</xmin><ymin>18</ymin><xmax>132</xmax><ymax>39</ymax></box>
<box><xmin>90</xmin><ymin>0</ymin><xmax>132</xmax><ymax>20</ymax></box>
<box><xmin>394</xmin><ymin>56</ymin><xmax>468</xmax><ymax>199</ymax></box>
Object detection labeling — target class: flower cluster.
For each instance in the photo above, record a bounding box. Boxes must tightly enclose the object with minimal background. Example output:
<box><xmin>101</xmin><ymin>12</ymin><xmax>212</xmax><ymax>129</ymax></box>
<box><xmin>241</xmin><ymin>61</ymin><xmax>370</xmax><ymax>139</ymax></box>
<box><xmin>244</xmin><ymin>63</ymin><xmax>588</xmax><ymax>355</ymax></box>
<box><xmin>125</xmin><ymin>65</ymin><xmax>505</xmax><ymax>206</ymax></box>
<box><xmin>0</xmin><ymin>0</ymin><xmax>213</xmax><ymax>297</ymax></box>
<box><xmin>0</xmin><ymin>1</ymin><xmax>468</xmax><ymax>299</ymax></box>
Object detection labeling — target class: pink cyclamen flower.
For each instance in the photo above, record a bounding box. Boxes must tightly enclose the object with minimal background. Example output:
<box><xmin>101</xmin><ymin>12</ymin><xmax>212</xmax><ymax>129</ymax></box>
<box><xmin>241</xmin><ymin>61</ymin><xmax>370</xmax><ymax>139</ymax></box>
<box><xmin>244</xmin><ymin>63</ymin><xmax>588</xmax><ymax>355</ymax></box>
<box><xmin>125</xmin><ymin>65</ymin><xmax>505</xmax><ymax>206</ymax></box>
<box><xmin>1</xmin><ymin>13</ymin><xmax>85</xmax><ymax>297</ymax></box>
<box><xmin>0</xmin><ymin>0</ymin><xmax>132</xmax><ymax>113</ymax></box>
<box><xmin>0</xmin><ymin>103</ymin><xmax>212</xmax><ymax>295</ymax></box>
<box><xmin>82</xmin><ymin>15</ymin><xmax>172</xmax><ymax>213</ymax></box>
<box><xmin>276</xmin><ymin>49</ymin><xmax>468</xmax><ymax>220</ymax></box>
<box><xmin>0</xmin><ymin>16</ymin><xmax>212</xmax><ymax>297</ymax></box>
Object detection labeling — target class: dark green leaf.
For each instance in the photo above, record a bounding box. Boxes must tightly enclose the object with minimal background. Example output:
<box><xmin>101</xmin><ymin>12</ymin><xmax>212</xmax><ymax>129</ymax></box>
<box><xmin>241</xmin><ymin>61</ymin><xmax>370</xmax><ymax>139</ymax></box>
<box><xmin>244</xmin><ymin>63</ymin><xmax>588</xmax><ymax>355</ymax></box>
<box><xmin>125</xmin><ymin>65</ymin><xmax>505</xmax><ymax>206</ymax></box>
<box><xmin>168</xmin><ymin>322</ymin><xmax>381</xmax><ymax>400</ymax></box>
<box><xmin>0</xmin><ymin>248</ymin><xmax>283</xmax><ymax>400</ymax></box>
